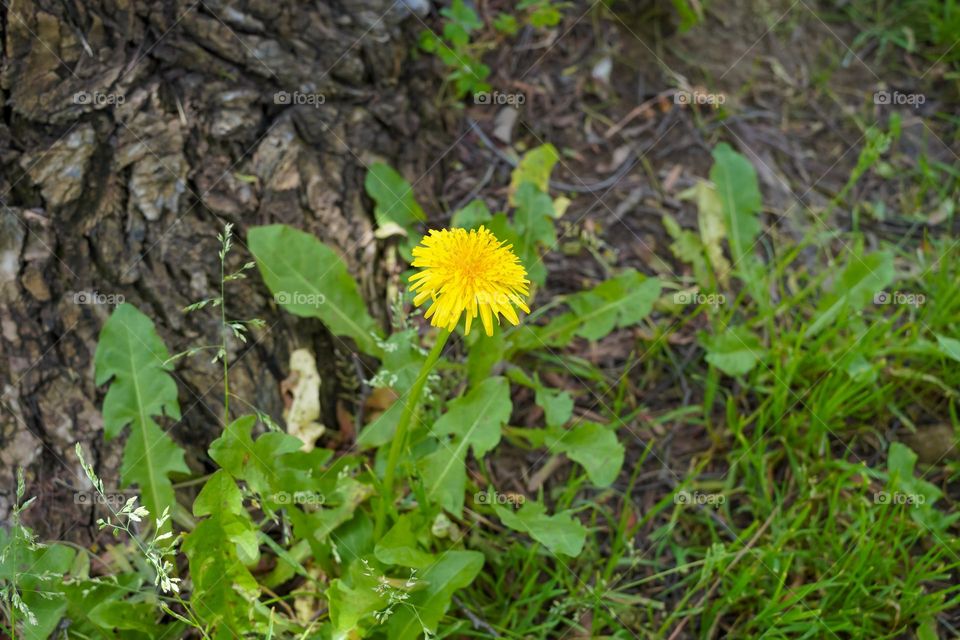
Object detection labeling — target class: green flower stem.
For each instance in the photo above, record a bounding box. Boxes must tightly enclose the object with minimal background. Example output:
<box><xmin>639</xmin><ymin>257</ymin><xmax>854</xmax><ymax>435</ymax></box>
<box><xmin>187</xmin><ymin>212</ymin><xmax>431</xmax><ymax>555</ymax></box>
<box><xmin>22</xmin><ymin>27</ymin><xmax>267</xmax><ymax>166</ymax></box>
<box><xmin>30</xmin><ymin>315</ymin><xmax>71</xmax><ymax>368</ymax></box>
<box><xmin>376</xmin><ymin>328</ymin><xmax>451</xmax><ymax>538</ymax></box>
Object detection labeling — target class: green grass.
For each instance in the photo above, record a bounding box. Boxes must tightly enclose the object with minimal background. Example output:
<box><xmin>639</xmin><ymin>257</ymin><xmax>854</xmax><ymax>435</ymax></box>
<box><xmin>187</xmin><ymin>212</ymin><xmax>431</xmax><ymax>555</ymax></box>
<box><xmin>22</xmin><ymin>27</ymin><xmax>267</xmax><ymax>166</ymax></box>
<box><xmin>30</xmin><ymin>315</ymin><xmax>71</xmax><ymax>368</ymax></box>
<box><xmin>836</xmin><ymin>0</ymin><xmax>960</xmax><ymax>71</ymax></box>
<box><xmin>454</xmin><ymin>235</ymin><xmax>960</xmax><ymax>638</ymax></box>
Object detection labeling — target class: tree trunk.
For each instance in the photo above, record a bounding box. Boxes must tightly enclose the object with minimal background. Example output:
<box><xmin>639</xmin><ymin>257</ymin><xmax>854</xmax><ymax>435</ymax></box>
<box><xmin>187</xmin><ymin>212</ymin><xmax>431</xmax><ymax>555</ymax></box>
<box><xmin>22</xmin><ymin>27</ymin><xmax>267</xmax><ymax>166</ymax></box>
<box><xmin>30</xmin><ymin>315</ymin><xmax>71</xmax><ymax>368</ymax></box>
<box><xmin>0</xmin><ymin>0</ymin><xmax>438</xmax><ymax>540</ymax></box>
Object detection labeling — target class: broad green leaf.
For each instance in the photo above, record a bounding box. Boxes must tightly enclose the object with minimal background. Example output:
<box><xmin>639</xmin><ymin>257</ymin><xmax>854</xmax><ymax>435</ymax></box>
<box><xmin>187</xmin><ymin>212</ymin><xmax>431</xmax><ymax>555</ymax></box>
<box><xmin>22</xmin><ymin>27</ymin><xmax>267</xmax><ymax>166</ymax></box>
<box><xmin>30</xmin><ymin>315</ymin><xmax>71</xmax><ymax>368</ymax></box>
<box><xmin>288</xmin><ymin>474</ymin><xmax>375</xmax><ymax>560</ymax></box>
<box><xmin>670</xmin><ymin>0</ymin><xmax>704</xmax><ymax>30</ymax></box>
<box><xmin>385</xmin><ymin>550</ymin><xmax>484</xmax><ymax>639</ymax></box>
<box><xmin>704</xmin><ymin>326</ymin><xmax>764</xmax><ymax>377</ymax></box>
<box><xmin>365</xmin><ymin>163</ymin><xmax>426</xmax><ymax>234</ymax></box>
<box><xmin>442</xmin><ymin>22</ymin><xmax>470</xmax><ymax>48</ymax></box>
<box><xmin>484</xmin><ymin>208</ymin><xmax>549</xmax><ymax>292</ymax></box>
<box><xmin>887</xmin><ymin>441</ymin><xmax>918</xmax><ymax>480</ymax></box>
<box><xmin>357</xmin><ymin>400</ymin><xmax>403</xmax><ymax>449</ymax></box>
<box><xmin>419</xmin><ymin>443</ymin><xmax>468</xmax><ymax>516</ymax></box>
<box><xmin>183</xmin><ymin>470</ymin><xmax>265</xmax><ymax>636</ymax></box>
<box><xmin>662</xmin><ymin>213</ymin><xmax>710</xmax><ymax>287</ymax></box>
<box><xmin>87</xmin><ymin>600</ymin><xmax>159</xmax><ymax>633</ymax></box>
<box><xmin>374</xmin><ymin>514</ymin><xmax>434</xmax><ymax>569</ymax></box>
<box><xmin>805</xmin><ymin>251</ymin><xmax>894</xmax><ymax>338</ymax></box>
<box><xmin>330</xmin><ymin>547</ymin><xmax>483</xmax><ymax>638</ymax></box>
<box><xmin>421</xmin><ymin>376</ymin><xmax>511</xmax><ymax>513</ymax></box>
<box><xmin>466</xmin><ymin>328</ymin><xmax>507</xmax><ymax>385</ymax></box>
<box><xmin>511</xmin><ymin>272</ymin><xmax>660</xmax><ymax>351</ymax></box>
<box><xmin>451</xmin><ymin>59</ymin><xmax>491</xmax><ymax>97</ymax></box>
<box><xmin>419</xmin><ymin>30</ymin><xmax>441</xmax><ymax>54</ymax></box>
<box><xmin>917</xmin><ymin>617</ymin><xmax>939</xmax><ymax>640</ymax></box>
<box><xmin>679</xmin><ymin>180</ymin><xmax>730</xmax><ymax>285</ymax></box>
<box><xmin>328</xmin><ymin>570</ymin><xmax>385</xmax><ymax>636</ymax></box>
<box><xmin>509</xmin><ymin>144</ymin><xmax>559</xmax><ymax>204</ymax></box>
<box><xmin>935</xmin><ymin>334</ymin><xmax>960</xmax><ymax>363</ymax></box>
<box><xmin>885</xmin><ymin>442</ymin><xmax>954</xmax><ymax>531</ymax></box>
<box><xmin>60</xmin><ymin>575</ymin><xmax>176</xmax><ymax>637</ymax></box>
<box><xmin>209</xmin><ymin>415</ymin><xmax>303</xmax><ymax>497</ymax></box>
<box><xmin>432</xmin><ymin>376</ymin><xmax>512</xmax><ymax>457</ymax></box>
<box><xmin>330</xmin><ymin>509</ymin><xmax>376</xmax><ymax>568</ymax></box>
<box><xmin>527</xmin><ymin>5</ymin><xmax>563</xmax><ymax>27</ymax></box>
<box><xmin>5</xmin><ymin>542</ymin><xmax>75</xmax><ymax>640</ymax></box>
<box><xmin>442</xmin><ymin>0</ymin><xmax>483</xmax><ymax>33</ymax></box>
<box><xmin>710</xmin><ymin>142</ymin><xmax>761</xmax><ymax>266</ymax></box>
<box><xmin>515</xmin><ymin>182</ymin><xmax>557</xmax><ymax>245</ymax></box>
<box><xmin>535</xmin><ymin>385</ymin><xmax>574</xmax><ymax>428</ymax></box>
<box><xmin>95</xmin><ymin>303</ymin><xmax>187</xmax><ymax>530</ymax></box>
<box><xmin>493</xmin><ymin>12</ymin><xmax>520</xmax><ymax>35</ymax></box>
<box><xmin>566</xmin><ymin>270</ymin><xmax>661</xmax><ymax>341</ymax></box>
<box><xmin>192</xmin><ymin>469</ymin><xmax>243</xmax><ymax>518</ymax></box>
<box><xmin>842</xmin><ymin>353</ymin><xmax>877</xmax><ymax>383</ymax></box>
<box><xmin>20</xmin><ymin>596</ymin><xmax>68</xmax><ymax>640</ymax></box>
<box><xmin>451</xmin><ymin>199</ymin><xmax>493</xmax><ymax>229</ymax></box>
<box><xmin>495</xmin><ymin>501</ymin><xmax>586</xmax><ymax>557</ymax></box>
<box><xmin>485</xmin><ymin>211</ymin><xmax>522</xmax><ymax>255</ymax></box>
<box><xmin>248</xmin><ymin>224</ymin><xmax>383</xmax><ymax>356</ymax></box>
<box><xmin>547</xmin><ymin>421</ymin><xmax>624</xmax><ymax>487</ymax></box>
<box><xmin>513</xmin><ymin>182</ymin><xmax>556</xmax><ymax>286</ymax></box>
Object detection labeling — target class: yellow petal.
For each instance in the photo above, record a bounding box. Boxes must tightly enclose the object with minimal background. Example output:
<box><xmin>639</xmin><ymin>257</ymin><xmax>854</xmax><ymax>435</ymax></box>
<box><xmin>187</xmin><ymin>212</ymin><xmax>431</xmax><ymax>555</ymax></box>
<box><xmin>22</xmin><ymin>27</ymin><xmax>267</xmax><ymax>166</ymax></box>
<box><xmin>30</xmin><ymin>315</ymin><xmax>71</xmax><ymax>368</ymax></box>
<box><xmin>479</xmin><ymin>303</ymin><xmax>494</xmax><ymax>336</ymax></box>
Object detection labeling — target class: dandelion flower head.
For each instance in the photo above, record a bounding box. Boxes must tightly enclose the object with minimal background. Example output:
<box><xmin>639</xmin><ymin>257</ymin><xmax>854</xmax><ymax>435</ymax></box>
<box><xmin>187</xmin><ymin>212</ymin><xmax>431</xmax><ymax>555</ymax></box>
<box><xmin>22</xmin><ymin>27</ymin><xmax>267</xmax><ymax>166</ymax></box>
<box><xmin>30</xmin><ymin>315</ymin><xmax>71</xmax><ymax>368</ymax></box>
<box><xmin>409</xmin><ymin>226</ymin><xmax>530</xmax><ymax>336</ymax></box>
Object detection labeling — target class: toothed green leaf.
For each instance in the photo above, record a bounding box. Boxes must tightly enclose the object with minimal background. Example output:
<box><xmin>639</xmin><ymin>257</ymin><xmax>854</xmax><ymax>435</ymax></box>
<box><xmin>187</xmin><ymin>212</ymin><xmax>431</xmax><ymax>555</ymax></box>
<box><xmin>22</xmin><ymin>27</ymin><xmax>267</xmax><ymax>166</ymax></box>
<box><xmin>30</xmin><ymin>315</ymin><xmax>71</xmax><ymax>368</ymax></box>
<box><xmin>94</xmin><ymin>303</ymin><xmax>187</xmax><ymax>530</ymax></box>
<box><xmin>495</xmin><ymin>501</ymin><xmax>586</xmax><ymax>557</ymax></box>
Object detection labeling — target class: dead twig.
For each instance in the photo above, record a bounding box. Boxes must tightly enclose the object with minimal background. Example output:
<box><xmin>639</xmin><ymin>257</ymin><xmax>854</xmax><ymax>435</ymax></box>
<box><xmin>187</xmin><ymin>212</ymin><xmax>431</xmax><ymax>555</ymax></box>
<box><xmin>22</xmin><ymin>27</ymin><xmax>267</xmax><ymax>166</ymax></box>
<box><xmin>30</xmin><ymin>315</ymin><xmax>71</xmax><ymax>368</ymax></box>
<box><xmin>454</xmin><ymin>596</ymin><xmax>501</xmax><ymax>637</ymax></box>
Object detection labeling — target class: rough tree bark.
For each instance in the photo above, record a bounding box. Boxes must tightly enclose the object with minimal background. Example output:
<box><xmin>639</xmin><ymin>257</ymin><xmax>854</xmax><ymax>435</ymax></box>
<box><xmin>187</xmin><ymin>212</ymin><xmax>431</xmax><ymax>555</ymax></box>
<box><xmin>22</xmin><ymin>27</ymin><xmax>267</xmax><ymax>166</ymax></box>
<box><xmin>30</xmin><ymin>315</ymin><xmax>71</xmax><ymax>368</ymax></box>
<box><xmin>0</xmin><ymin>0</ymin><xmax>439</xmax><ymax>539</ymax></box>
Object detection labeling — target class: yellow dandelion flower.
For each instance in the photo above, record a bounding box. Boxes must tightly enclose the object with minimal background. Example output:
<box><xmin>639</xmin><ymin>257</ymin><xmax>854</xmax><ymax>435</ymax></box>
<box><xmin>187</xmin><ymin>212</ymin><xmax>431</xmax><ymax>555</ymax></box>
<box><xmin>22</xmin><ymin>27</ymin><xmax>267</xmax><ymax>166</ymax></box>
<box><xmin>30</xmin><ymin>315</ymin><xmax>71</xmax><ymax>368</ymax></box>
<box><xmin>409</xmin><ymin>226</ymin><xmax>531</xmax><ymax>336</ymax></box>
